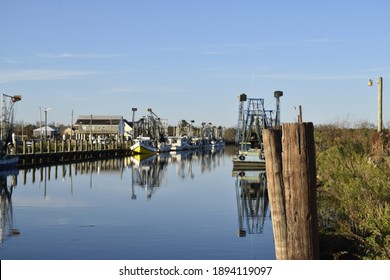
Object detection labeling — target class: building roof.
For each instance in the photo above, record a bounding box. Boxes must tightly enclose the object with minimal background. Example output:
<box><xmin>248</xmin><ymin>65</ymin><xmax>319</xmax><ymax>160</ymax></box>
<box><xmin>75</xmin><ymin>115</ymin><xmax>124</xmax><ymax>125</ymax></box>
<box><xmin>33</xmin><ymin>126</ymin><xmax>58</xmax><ymax>132</ymax></box>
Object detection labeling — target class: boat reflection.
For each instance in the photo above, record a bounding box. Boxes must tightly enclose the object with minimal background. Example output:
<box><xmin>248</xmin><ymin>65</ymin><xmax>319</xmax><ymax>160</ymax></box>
<box><xmin>131</xmin><ymin>149</ymin><xmax>225</xmax><ymax>199</ymax></box>
<box><xmin>0</xmin><ymin>169</ymin><xmax>20</xmax><ymax>244</ymax></box>
<box><xmin>130</xmin><ymin>153</ymin><xmax>169</xmax><ymax>200</ymax></box>
<box><xmin>233</xmin><ymin>169</ymin><xmax>269</xmax><ymax>237</ymax></box>
<box><xmin>170</xmin><ymin>148</ymin><xmax>225</xmax><ymax>178</ymax></box>
<box><xmin>16</xmin><ymin>148</ymin><xmax>226</xmax><ymax>200</ymax></box>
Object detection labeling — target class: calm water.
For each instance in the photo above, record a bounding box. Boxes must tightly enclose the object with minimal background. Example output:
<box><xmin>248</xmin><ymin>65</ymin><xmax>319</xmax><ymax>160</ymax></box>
<box><xmin>0</xmin><ymin>146</ymin><xmax>276</xmax><ymax>260</ymax></box>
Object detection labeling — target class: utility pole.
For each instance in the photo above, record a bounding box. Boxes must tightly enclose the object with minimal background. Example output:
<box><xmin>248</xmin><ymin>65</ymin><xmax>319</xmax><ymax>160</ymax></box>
<box><xmin>44</xmin><ymin>108</ymin><xmax>53</xmax><ymax>140</ymax></box>
<box><xmin>378</xmin><ymin>76</ymin><xmax>383</xmax><ymax>133</ymax></box>
<box><xmin>40</xmin><ymin>107</ymin><xmax>42</xmax><ymax>141</ymax></box>
<box><xmin>90</xmin><ymin>114</ymin><xmax>93</xmax><ymax>144</ymax></box>
<box><xmin>71</xmin><ymin>110</ymin><xmax>74</xmax><ymax>140</ymax></box>
<box><xmin>368</xmin><ymin>76</ymin><xmax>383</xmax><ymax>133</ymax></box>
<box><xmin>45</xmin><ymin>109</ymin><xmax>48</xmax><ymax>140</ymax></box>
<box><xmin>132</xmin><ymin>108</ymin><xmax>137</xmax><ymax>140</ymax></box>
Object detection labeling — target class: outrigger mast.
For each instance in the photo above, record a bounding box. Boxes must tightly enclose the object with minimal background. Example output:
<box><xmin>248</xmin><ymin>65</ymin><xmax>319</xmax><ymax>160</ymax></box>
<box><xmin>1</xmin><ymin>94</ymin><xmax>22</xmax><ymax>142</ymax></box>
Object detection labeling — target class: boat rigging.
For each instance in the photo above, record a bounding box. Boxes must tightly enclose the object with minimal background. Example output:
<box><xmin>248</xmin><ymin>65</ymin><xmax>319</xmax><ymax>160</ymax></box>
<box><xmin>232</xmin><ymin>91</ymin><xmax>282</xmax><ymax>170</ymax></box>
<box><xmin>1</xmin><ymin>94</ymin><xmax>22</xmax><ymax>142</ymax></box>
<box><xmin>0</xmin><ymin>94</ymin><xmax>22</xmax><ymax>168</ymax></box>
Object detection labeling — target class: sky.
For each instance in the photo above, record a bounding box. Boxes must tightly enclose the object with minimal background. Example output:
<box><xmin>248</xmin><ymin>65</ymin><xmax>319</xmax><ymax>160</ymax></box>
<box><xmin>1</xmin><ymin>0</ymin><xmax>389</xmax><ymax>128</ymax></box>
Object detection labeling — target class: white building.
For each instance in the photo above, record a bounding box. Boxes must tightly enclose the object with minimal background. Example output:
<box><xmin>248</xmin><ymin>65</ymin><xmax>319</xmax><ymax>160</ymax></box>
<box><xmin>74</xmin><ymin>115</ymin><xmax>133</xmax><ymax>141</ymax></box>
<box><xmin>33</xmin><ymin>126</ymin><xmax>59</xmax><ymax>139</ymax></box>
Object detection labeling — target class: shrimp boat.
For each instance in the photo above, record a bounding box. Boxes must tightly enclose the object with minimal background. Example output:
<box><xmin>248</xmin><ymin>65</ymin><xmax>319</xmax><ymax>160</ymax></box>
<box><xmin>131</xmin><ymin>136</ymin><xmax>158</xmax><ymax>154</ymax></box>
<box><xmin>0</xmin><ymin>94</ymin><xmax>22</xmax><ymax>169</ymax></box>
<box><xmin>232</xmin><ymin>147</ymin><xmax>266</xmax><ymax>170</ymax></box>
<box><xmin>232</xmin><ymin>92</ymin><xmax>282</xmax><ymax>171</ymax></box>
<box><xmin>131</xmin><ymin>108</ymin><xmax>171</xmax><ymax>154</ymax></box>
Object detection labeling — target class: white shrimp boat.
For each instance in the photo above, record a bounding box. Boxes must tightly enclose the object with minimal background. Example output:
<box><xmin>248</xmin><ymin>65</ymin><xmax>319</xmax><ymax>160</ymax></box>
<box><xmin>232</xmin><ymin>93</ymin><xmax>282</xmax><ymax>171</ymax></box>
<box><xmin>168</xmin><ymin>136</ymin><xmax>192</xmax><ymax>151</ymax></box>
<box><xmin>232</xmin><ymin>148</ymin><xmax>265</xmax><ymax>171</ymax></box>
<box><xmin>157</xmin><ymin>142</ymin><xmax>172</xmax><ymax>153</ymax></box>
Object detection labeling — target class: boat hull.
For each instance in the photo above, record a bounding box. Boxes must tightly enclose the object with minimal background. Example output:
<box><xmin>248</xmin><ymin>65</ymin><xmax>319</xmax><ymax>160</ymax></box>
<box><xmin>0</xmin><ymin>155</ymin><xmax>19</xmax><ymax>168</ymax></box>
<box><xmin>158</xmin><ymin>144</ymin><xmax>172</xmax><ymax>153</ymax></box>
<box><xmin>232</xmin><ymin>149</ymin><xmax>265</xmax><ymax>170</ymax></box>
<box><xmin>131</xmin><ymin>141</ymin><xmax>157</xmax><ymax>154</ymax></box>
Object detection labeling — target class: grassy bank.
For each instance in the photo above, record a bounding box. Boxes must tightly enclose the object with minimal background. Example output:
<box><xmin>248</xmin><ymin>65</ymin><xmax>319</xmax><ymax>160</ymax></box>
<box><xmin>315</xmin><ymin>124</ymin><xmax>390</xmax><ymax>259</ymax></box>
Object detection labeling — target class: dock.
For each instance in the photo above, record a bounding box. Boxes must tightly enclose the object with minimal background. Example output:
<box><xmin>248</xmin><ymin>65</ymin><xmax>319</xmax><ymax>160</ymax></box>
<box><xmin>13</xmin><ymin>139</ymin><xmax>132</xmax><ymax>167</ymax></box>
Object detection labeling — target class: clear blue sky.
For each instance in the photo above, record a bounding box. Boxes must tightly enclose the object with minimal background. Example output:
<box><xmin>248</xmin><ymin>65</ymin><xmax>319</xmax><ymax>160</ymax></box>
<box><xmin>1</xmin><ymin>0</ymin><xmax>389</xmax><ymax>128</ymax></box>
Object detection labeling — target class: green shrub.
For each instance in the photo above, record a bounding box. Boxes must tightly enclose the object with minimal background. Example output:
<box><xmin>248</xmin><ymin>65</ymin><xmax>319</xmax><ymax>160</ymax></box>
<box><xmin>315</xmin><ymin>125</ymin><xmax>390</xmax><ymax>259</ymax></box>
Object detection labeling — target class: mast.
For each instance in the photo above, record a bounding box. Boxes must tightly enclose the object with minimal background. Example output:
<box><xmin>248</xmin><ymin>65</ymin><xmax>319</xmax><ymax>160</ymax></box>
<box><xmin>235</xmin><ymin>93</ymin><xmax>247</xmax><ymax>146</ymax></box>
<box><xmin>1</xmin><ymin>94</ymin><xmax>22</xmax><ymax>141</ymax></box>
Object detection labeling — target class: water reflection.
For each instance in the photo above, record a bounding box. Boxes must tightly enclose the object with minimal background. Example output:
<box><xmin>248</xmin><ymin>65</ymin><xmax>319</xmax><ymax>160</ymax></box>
<box><xmin>130</xmin><ymin>154</ymin><xmax>169</xmax><ymax>200</ymax></box>
<box><xmin>0</xmin><ymin>169</ymin><xmax>20</xmax><ymax>243</ymax></box>
<box><xmin>130</xmin><ymin>149</ymin><xmax>226</xmax><ymax>199</ymax></box>
<box><xmin>233</xmin><ymin>170</ymin><xmax>269</xmax><ymax>237</ymax></box>
<box><xmin>16</xmin><ymin>148</ymin><xmax>226</xmax><ymax>199</ymax></box>
<box><xmin>2</xmin><ymin>149</ymin><xmax>227</xmax><ymax>244</ymax></box>
<box><xmin>1</xmin><ymin>146</ymin><xmax>276</xmax><ymax>259</ymax></box>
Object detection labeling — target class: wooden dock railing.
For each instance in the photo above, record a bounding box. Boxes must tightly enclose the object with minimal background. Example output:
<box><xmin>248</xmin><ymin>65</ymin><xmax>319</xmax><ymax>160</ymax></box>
<box><xmin>13</xmin><ymin>140</ymin><xmax>132</xmax><ymax>167</ymax></box>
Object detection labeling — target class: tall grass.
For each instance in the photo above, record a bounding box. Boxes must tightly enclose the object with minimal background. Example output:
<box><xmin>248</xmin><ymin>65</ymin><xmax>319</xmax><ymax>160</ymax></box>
<box><xmin>315</xmin><ymin>124</ymin><xmax>390</xmax><ymax>259</ymax></box>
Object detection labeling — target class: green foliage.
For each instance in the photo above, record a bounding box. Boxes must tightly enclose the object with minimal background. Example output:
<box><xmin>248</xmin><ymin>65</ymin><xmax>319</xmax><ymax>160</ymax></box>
<box><xmin>315</xmin><ymin>124</ymin><xmax>390</xmax><ymax>259</ymax></box>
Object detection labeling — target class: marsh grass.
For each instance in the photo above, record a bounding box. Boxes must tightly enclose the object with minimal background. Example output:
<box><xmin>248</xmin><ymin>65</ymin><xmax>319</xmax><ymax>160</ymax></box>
<box><xmin>315</xmin><ymin>124</ymin><xmax>390</xmax><ymax>259</ymax></box>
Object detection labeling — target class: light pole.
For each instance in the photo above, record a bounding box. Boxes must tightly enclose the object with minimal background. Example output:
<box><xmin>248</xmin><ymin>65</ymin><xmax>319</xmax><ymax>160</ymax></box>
<box><xmin>89</xmin><ymin>114</ymin><xmax>93</xmax><ymax>144</ymax></box>
<box><xmin>132</xmin><ymin>108</ymin><xmax>137</xmax><ymax>140</ymax></box>
<box><xmin>274</xmin><ymin>91</ymin><xmax>283</xmax><ymax>127</ymax></box>
<box><xmin>44</xmin><ymin>108</ymin><xmax>53</xmax><ymax>140</ymax></box>
<box><xmin>368</xmin><ymin>76</ymin><xmax>383</xmax><ymax>133</ymax></box>
<box><xmin>190</xmin><ymin>120</ymin><xmax>195</xmax><ymax>137</ymax></box>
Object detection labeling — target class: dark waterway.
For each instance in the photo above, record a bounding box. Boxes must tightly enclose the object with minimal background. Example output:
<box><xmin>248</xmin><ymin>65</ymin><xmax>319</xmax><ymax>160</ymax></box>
<box><xmin>0</xmin><ymin>146</ymin><xmax>276</xmax><ymax>260</ymax></box>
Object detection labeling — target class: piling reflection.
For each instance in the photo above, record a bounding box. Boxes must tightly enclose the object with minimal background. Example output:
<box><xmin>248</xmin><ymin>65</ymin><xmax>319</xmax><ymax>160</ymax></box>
<box><xmin>0</xmin><ymin>169</ymin><xmax>20</xmax><ymax>244</ymax></box>
<box><xmin>233</xmin><ymin>170</ymin><xmax>269</xmax><ymax>237</ymax></box>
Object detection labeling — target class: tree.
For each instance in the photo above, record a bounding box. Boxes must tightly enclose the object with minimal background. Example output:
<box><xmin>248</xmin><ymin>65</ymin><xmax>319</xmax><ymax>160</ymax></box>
<box><xmin>223</xmin><ymin>127</ymin><xmax>236</xmax><ymax>143</ymax></box>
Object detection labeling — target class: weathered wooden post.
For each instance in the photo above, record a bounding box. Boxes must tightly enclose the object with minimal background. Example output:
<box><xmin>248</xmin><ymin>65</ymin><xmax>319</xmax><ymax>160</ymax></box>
<box><xmin>39</xmin><ymin>140</ymin><xmax>43</xmax><ymax>154</ymax></box>
<box><xmin>32</xmin><ymin>140</ymin><xmax>35</xmax><ymax>156</ymax></box>
<box><xmin>263</xmin><ymin>122</ymin><xmax>319</xmax><ymax>260</ymax></box>
<box><xmin>23</xmin><ymin>140</ymin><xmax>26</xmax><ymax>155</ymax></box>
<box><xmin>263</xmin><ymin>128</ymin><xmax>287</xmax><ymax>259</ymax></box>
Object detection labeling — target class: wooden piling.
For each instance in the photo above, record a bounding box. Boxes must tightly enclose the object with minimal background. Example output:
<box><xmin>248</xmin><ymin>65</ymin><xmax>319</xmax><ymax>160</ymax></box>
<box><xmin>262</xmin><ymin>128</ymin><xmax>288</xmax><ymax>259</ymax></box>
<box><xmin>263</xmin><ymin>122</ymin><xmax>319</xmax><ymax>260</ymax></box>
